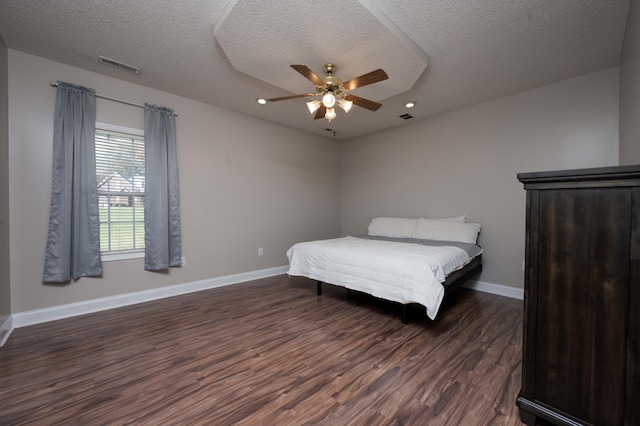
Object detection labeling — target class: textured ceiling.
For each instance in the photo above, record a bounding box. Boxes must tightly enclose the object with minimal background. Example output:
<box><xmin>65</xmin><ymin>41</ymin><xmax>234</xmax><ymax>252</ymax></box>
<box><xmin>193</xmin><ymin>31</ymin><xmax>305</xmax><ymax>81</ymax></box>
<box><xmin>0</xmin><ymin>0</ymin><xmax>631</xmax><ymax>140</ymax></box>
<box><xmin>214</xmin><ymin>0</ymin><xmax>429</xmax><ymax>101</ymax></box>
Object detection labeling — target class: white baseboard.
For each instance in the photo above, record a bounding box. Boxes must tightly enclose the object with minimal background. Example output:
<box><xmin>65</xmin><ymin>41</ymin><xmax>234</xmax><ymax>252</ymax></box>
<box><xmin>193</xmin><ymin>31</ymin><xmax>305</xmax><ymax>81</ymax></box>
<box><xmin>0</xmin><ymin>315</ymin><xmax>13</xmax><ymax>347</ymax></box>
<box><xmin>10</xmin><ymin>268</ymin><xmax>522</xmax><ymax>330</ymax></box>
<box><xmin>12</xmin><ymin>265</ymin><xmax>289</xmax><ymax>328</ymax></box>
<box><xmin>464</xmin><ymin>279</ymin><xmax>524</xmax><ymax>300</ymax></box>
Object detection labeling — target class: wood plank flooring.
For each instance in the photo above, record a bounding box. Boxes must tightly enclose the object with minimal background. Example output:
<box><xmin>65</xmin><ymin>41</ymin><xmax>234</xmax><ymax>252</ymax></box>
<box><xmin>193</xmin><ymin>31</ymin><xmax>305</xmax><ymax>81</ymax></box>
<box><xmin>0</xmin><ymin>275</ymin><xmax>524</xmax><ymax>425</ymax></box>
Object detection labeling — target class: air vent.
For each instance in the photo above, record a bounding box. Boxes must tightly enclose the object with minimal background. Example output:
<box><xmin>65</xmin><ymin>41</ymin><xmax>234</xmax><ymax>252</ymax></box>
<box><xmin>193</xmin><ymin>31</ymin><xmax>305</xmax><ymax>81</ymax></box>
<box><xmin>399</xmin><ymin>113</ymin><xmax>413</xmax><ymax>120</ymax></box>
<box><xmin>98</xmin><ymin>55</ymin><xmax>141</xmax><ymax>74</ymax></box>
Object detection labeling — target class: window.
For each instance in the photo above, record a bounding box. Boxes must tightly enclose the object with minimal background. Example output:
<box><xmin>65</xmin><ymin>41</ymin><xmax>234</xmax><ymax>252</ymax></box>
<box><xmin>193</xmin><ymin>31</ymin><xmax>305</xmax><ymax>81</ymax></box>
<box><xmin>95</xmin><ymin>123</ymin><xmax>145</xmax><ymax>259</ymax></box>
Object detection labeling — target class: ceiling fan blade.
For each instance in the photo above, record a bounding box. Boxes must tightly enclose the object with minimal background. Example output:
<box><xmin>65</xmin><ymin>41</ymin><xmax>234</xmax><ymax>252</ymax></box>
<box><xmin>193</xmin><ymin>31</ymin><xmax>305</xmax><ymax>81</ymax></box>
<box><xmin>343</xmin><ymin>94</ymin><xmax>382</xmax><ymax>111</ymax></box>
<box><xmin>342</xmin><ymin>69</ymin><xmax>389</xmax><ymax>91</ymax></box>
<box><xmin>291</xmin><ymin>65</ymin><xmax>325</xmax><ymax>87</ymax></box>
<box><xmin>268</xmin><ymin>93</ymin><xmax>316</xmax><ymax>102</ymax></box>
<box><xmin>313</xmin><ymin>105</ymin><xmax>327</xmax><ymax>119</ymax></box>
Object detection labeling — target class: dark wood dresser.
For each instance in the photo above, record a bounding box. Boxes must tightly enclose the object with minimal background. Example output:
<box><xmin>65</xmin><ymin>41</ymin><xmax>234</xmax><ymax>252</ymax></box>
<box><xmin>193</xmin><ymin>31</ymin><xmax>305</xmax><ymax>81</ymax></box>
<box><xmin>517</xmin><ymin>165</ymin><xmax>640</xmax><ymax>426</ymax></box>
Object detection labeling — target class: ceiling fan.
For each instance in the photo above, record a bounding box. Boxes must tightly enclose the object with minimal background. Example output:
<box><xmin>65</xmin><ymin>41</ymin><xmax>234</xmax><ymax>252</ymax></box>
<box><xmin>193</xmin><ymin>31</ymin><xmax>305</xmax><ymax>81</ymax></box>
<box><xmin>268</xmin><ymin>63</ymin><xmax>389</xmax><ymax>122</ymax></box>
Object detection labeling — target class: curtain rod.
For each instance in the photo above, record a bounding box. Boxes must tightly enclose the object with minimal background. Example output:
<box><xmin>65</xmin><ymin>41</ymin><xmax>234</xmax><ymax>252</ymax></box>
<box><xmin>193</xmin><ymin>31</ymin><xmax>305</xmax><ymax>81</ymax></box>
<box><xmin>50</xmin><ymin>82</ymin><xmax>178</xmax><ymax>117</ymax></box>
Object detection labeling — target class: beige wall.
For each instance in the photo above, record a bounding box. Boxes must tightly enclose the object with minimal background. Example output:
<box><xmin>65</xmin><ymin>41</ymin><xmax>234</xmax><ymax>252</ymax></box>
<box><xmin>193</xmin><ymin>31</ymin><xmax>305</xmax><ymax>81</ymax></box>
<box><xmin>341</xmin><ymin>68</ymin><xmax>619</xmax><ymax>290</ymax></box>
<box><xmin>0</xmin><ymin>36</ymin><xmax>10</xmax><ymax>319</ymax></box>
<box><xmin>620</xmin><ymin>0</ymin><xmax>640</xmax><ymax>165</ymax></box>
<box><xmin>8</xmin><ymin>50</ymin><xmax>341</xmax><ymax>313</ymax></box>
<box><xmin>5</xmin><ymin>46</ymin><xmax>623</xmax><ymax>314</ymax></box>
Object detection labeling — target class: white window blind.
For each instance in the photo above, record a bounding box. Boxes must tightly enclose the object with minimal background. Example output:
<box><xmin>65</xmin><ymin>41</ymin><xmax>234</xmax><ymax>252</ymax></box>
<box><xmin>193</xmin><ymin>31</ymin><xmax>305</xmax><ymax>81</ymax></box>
<box><xmin>95</xmin><ymin>124</ymin><xmax>145</xmax><ymax>254</ymax></box>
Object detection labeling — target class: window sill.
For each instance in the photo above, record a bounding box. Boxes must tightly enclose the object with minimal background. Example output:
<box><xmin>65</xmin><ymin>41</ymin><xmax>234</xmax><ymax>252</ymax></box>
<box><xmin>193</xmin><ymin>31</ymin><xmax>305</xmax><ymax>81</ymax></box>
<box><xmin>101</xmin><ymin>251</ymin><xmax>144</xmax><ymax>262</ymax></box>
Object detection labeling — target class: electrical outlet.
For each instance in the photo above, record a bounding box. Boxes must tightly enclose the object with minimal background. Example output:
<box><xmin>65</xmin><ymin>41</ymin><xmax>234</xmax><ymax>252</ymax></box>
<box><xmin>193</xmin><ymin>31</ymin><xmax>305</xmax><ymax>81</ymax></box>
<box><xmin>258</xmin><ymin>248</ymin><xmax>263</xmax><ymax>256</ymax></box>
<box><xmin>522</xmin><ymin>260</ymin><xmax>525</xmax><ymax>271</ymax></box>
<box><xmin>181</xmin><ymin>256</ymin><xmax>186</xmax><ymax>267</ymax></box>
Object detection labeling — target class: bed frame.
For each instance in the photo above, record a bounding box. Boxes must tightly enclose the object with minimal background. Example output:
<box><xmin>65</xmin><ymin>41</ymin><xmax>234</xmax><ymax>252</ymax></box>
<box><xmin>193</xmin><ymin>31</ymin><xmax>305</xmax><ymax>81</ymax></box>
<box><xmin>315</xmin><ymin>255</ymin><xmax>482</xmax><ymax>324</ymax></box>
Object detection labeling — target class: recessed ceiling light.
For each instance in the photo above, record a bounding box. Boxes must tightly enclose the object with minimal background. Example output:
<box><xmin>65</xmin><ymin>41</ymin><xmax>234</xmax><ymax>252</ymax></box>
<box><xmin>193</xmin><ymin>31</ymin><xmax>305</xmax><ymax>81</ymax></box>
<box><xmin>257</xmin><ymin>98</ymin><xmax>267</xmax><ymax>105</ymax></box>
<box><xmin>405</xmin><ymin>102</ymin><xmax>415</xmax><ymax>108</ymax></box>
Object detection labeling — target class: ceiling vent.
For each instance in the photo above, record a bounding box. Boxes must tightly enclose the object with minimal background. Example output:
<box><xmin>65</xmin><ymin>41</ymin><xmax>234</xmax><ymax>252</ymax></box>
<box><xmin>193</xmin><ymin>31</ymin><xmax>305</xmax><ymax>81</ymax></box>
<box><xmin>98</xmin><ymin>55</ymin><xmax>141</xmax><ymax>74</ymax></box>
<box><xmin>399</xmin><ymin>113</ymin><xmax>413</xmax><ymax>120</ymax></box>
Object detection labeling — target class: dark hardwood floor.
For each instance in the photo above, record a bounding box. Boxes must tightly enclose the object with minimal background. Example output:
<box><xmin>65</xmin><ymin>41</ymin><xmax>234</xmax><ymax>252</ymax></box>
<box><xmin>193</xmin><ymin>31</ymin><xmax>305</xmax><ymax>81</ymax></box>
<box><xmin>0</xmin><ymin>275</ymin><xmax>524</xmax><ymax>425</ymax></box>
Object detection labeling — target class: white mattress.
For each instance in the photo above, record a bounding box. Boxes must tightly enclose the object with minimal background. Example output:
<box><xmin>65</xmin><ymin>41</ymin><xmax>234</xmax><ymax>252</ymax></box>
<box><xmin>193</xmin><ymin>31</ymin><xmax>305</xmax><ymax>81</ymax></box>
<box><xmin>286</xmin><ymin>236</ymin><xmax>473</xmax><ymax>319</ymax></box>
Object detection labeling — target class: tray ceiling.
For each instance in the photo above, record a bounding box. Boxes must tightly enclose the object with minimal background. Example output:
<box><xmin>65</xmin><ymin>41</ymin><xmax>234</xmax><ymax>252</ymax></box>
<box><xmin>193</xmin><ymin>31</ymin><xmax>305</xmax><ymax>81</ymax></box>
<box><xmin>0</xmin><ymin>0</ymin><xmax>631</xmax><ymax>140</ymax></box>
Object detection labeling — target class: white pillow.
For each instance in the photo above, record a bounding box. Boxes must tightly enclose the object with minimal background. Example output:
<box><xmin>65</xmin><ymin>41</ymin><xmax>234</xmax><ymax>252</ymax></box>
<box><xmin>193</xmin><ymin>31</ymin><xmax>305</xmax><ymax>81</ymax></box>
<box><xmin>413</xmin><ymin>218</ymin><xmax>481</xmax><ymax>244</ymax></box>
<box><xmin>368</xmin><ymin>217</ymin><xmax>418</xmax><ymax>238</ymax></box>
<box><xmin>433</xmin><ymin>215</ymin><xmax>466</xmax><ymax>223</ymax></box>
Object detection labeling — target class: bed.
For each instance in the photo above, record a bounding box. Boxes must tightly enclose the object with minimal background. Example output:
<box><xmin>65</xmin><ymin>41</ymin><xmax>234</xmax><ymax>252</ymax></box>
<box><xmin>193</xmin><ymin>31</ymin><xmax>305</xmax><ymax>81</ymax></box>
<box><xmin>286</xmin><ymin>217</ymin><xmax>483</xmax><ymax>323</ymax></box>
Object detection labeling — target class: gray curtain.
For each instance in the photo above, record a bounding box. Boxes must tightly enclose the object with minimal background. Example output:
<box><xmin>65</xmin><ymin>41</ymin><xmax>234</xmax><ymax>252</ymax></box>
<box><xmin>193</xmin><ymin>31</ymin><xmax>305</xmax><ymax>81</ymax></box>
<box><xmin>43</xmin><ymin>82</ymin><xmax>102</xmax><ymax>282</ymax></box>
<box><xmin>144</xmin><ymin>103</ymin><xmax>182</xmax><ymax>270</ymax></box>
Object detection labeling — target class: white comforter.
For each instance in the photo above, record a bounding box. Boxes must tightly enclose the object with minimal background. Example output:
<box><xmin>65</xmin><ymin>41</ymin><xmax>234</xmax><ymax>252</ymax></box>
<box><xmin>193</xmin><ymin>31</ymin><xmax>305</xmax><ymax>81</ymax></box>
<box><xmin>286</xmin><ymin>236</ymin><xmax>471</xmax><ymax>319</ymax></box>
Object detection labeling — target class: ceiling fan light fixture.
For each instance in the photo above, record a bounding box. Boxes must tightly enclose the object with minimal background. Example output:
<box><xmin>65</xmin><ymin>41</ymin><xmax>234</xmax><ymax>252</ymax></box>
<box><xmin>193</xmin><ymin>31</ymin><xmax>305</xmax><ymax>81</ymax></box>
<box><xmin>322</xmin><ymin>92</ymin><xmax>336</xmax><ymax>108</ymax></box>
<box><xmin>306</xmin><ymin>99</ymin><xmax>321</xmax><ymax>114</ymax></box>
<box><xmin>338</xmin><ymin>98</ymin><xmax>353</xmax><ymax>113</ymax></box>
<box><xmin>325</xmin><ymin>107</ymin><xmax>337</xmax><ymax>122</ymax></box>
<box><xmin>268</xmin><ymin>64</ymin><xmax>388</xmax><ymax>123</ymax></box>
